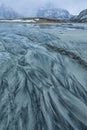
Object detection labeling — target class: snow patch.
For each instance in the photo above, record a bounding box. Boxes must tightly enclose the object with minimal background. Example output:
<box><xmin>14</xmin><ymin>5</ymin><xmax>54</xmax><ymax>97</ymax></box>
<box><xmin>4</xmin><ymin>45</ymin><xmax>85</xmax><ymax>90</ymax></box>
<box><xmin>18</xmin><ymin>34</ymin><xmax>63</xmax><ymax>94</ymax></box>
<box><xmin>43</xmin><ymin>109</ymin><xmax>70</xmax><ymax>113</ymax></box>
<box><xmin>0</xmin><ymin>19</ymin><xmax>36</xmax><ymax>23</ymax></box>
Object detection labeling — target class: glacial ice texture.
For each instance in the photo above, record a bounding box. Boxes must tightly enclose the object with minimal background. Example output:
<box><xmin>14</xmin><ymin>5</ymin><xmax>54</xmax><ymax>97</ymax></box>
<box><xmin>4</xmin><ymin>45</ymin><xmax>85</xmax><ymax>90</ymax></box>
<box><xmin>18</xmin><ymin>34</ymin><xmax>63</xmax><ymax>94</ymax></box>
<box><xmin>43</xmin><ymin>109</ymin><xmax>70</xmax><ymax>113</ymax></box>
<box><xmin>0</xmin><ymin>23</ymin><xmax>87</xmax><ymax>130</ymax></box>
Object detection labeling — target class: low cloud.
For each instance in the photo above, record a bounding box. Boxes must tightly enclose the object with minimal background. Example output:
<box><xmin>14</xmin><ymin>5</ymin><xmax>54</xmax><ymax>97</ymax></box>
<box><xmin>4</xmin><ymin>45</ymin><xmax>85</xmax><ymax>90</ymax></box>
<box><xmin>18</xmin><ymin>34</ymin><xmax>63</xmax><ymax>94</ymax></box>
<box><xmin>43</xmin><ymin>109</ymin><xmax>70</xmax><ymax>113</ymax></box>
<box><xmin>0</xmin><ymin>0</ymin><xmax>87</xmax><ymax>15</ymax></box>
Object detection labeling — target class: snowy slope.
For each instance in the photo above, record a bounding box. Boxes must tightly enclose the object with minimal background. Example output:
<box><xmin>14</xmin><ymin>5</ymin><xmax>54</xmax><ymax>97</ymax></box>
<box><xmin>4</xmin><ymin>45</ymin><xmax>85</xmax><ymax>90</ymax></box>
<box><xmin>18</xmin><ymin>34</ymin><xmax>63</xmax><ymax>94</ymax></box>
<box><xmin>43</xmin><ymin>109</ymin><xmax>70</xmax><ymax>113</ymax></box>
<box><xmin>71</xmin><ymin>9</ymin><xmax>87</xmax><ymax>22</ymax></box>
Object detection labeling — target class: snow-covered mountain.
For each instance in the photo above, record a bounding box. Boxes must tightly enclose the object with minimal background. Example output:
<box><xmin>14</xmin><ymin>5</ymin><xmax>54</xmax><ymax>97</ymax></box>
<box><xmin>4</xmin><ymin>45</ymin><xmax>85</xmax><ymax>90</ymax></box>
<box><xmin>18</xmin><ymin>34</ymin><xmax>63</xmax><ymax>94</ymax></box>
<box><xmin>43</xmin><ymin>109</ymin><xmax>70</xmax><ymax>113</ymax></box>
<box><xmin>37</xmin><ymin>4</ymin><xmax>72</xmax><ymax>20</ymax></box>
<box><xmin>1</xmin><ymin>3</ymin><xmax>87</xmax><ymax>23</ymax></box>
<box><xmin>0</xmin><ymin>5</ymin><xmax>21</xmax><ymax>19</ymax></box>
<box><xmin>71</xmin><ymin>9</ymin><xmax>87</xmax><ymax>22</ymax></box>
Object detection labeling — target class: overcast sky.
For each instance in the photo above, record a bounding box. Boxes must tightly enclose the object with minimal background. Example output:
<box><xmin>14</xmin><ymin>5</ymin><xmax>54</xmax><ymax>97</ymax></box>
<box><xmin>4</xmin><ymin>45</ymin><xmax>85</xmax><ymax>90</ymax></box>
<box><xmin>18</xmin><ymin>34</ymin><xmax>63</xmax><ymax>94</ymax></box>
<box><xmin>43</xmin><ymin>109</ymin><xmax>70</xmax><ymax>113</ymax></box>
<box><xmin>0</xmin><ymin>0</ymin><xmax>87</xmax><ymax>16</ymax></box>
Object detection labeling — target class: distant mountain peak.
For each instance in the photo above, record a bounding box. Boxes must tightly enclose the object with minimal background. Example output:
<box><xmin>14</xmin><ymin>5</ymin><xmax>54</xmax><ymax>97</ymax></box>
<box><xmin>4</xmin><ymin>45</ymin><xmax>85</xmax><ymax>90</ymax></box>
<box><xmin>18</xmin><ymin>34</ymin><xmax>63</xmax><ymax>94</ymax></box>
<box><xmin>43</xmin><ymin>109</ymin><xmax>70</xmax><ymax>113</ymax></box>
<box><xmin>70</xmin><ymin>9</ymin><xmax>87</xmax><ymax>22</ymax></box>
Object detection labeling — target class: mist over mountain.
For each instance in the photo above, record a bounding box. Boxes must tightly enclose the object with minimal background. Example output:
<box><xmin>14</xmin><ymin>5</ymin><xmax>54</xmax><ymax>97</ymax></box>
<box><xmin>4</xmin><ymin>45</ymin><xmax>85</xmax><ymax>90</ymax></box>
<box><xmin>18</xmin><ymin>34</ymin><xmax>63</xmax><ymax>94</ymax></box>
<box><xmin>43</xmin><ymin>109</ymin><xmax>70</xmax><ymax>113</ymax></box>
<box><xmin>0</xmin><ymin>3</ymin><xmax>72</xmax><ymax>20</ymax></box>
<box><xmin>0</xmin><ymin>4</ymin><xmax>21</xmax><ymax>19</ymax></box>
<box><xmin>37</xmin><ymin>3</ymin><xmax>72</xmax><ymax>20</ymax></box>
<box><xmin>0</xmin><ymin>3</ymin><xmax>87</xmax><ymax>22</ymax></box>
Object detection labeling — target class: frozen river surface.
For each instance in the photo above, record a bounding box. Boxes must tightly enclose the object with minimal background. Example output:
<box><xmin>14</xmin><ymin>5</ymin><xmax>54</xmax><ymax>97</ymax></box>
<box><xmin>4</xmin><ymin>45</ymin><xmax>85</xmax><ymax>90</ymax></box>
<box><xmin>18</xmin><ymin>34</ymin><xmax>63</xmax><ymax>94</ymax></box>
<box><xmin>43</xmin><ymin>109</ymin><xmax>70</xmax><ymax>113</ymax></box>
<box><xmin>0</xmin><ymin>23</ymin><xmax>87</xmax><ymax>130</ymax></box>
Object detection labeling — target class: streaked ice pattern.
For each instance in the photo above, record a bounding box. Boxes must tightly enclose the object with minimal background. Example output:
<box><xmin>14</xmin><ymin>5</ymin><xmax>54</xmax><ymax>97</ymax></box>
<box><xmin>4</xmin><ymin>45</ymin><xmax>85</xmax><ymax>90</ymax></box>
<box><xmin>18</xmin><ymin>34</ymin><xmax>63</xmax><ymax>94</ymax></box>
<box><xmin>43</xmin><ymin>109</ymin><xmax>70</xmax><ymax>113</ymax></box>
<box><xmin>0</xmin><ymin>23</ymin><xmax>87</xmax><ymax>130</ymax></box>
